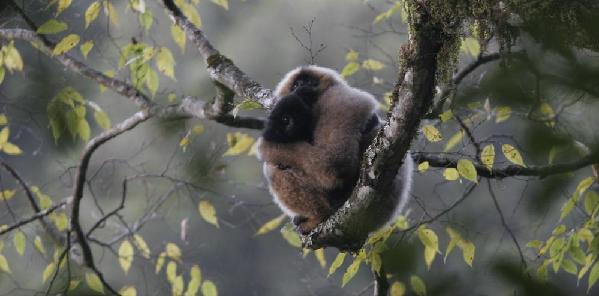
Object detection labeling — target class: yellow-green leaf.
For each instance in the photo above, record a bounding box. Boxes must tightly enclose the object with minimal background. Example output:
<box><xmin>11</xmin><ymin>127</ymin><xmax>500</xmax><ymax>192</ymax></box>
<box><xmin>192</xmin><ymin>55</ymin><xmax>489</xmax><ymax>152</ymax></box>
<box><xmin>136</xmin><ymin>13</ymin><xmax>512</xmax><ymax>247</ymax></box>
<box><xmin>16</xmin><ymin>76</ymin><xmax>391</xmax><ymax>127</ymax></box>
<box><xmin>52</xmin><ymin>34</ymin><xmax>80</xmax><ymax>56</ymax></box>
<box><xmin>145</xmin><ymin>69</ymin><xmax>159</xmax><ymax>96</ymax></box>
<box><xmin>341</xmin><ymin>257</ymin><xmax>362</xmax><ymax>287</ymax></box>
<box><xmin>198</xmin><ymin>200</ymin><xmax>219</xmax><ymax>227</ymax></box>
<box><xmin>3</xmin><ymin>42</ymin><xmax>24</xmax><ymax>72</ymax></box>
<box><xmin>42</xmin><ymin>262</ymin><xmax>56</xmax><ymax>283</ymax></box>
<box><xmin>422</xmin><ymin>125</ymin><xmax>442</xmax><ymax>142</ymax></box>
<box><xmin>166</xmin><ymin>261</ymin><xmax>177</xmax><ymax>283</ymax></box>
<box><xmin>417</xmin><ymin>226</ymin><xmax>439</xmax><ymax>252</ymax></box>
<box><xmin>133</xmin><ymin>234</ymin><xmax>150</xmax><ymax>259</ymax></box>
<box><xmin>255</xmin><ymin>214</ymin><xmax>286</xmax><ymax>236</ymax></box>
<box><xmin>223</xmin><ymin>132</ymin><xmax>255</xmax><ymax>156</ymax></box>
<box><xmin>502</xmin><ymin>144</ymin><xmax>525</xmax><ymax>167</ymax></box>
<box><xmin>0</xmin><ymin>254</ymin><xmax>10</xmax><ymax>273</ymax></box>
<box><xmin>118</xmin><ymin>240</ymin><xmax>134</xmax><ymax>274</ymax></box>
<box><xmin>166</xmin><ymin>242</ymin><xmax>182</xmax><ymax>261</ymax></box>
<box><xmin>172</xmin><ymin>275</ymin><xmax>184</xmax><ymax>295</ymax></box>
<box><xmin>417</xmin><ymin>161</ymin><xmax>429</xmax><ymax>173</ymax></box>
<box><xmin>443</xmin><ymin>168</ymin><xmax>459</xmax><ymax>181</ymax></box>
<box><xmin>362</xmin><ymin>59</ymin><xmax>385</xmax><ymax>71</ymax></box>
<box><xmin>56</xmin><ymin>0</ymin><xmax>72</xmax><ymax>16</ymax></box>
<box><xmin>34</xmin><ymin>236</ymin><xmax>46</xmax><ymax>255</ymax></box>
<box><xmin>155</xmin><ymin>252</ymin><xmax>166</xmax><ymax>274</ymax></box>
<box><xmin>3</xmin><ymin>142</ymin><xmax>23</xmax><ymax>155</ymax></box>
<box><xmin>182</xmin><ymin>3</ymin><xmax>202</xmax><ymax>28</ymax></box>
<box><xmin>210</xmin><ymin>0</ymin><xmax>228</xmax><ymax>10</ymax></box>
<box><xmin>495</xmin><ymin>106</ymin><xmax>512</xmax><ymax>123</ymax></box>
<box><xmin>93</xmin><ymin>109</ymin><xmax>111</xmax><ymax>130</ymax></box>
<box><xmin>37</xmin><ymin>20</ymin><xmax>68</xmax><ymax>34</ymax></box>
<box><xmin>0</xmin><ymin>114</ymin><xmax>7</xmax><ymax>125</ymax></box>
<box><xmin>480</xmin><ymin>144</ymin><xmax>495</xmax><ymax>170</ymax></box>
<box><xmin>185</xmin><ymin>265</ymin><xmax>202</xmax><ymax>296</ymax></box>
<box><xmin>85</xmin><ymin>272</ymin><xmax>104</xmax><ymax>294</ymax></box>
<box><xmin>139</xmin><ymin>11</ymin><xmax>153</xmax><ymax>32</ymax></box>
<box><xmin>104</xmin><ymin>1</ymin><xmax>119</xmax><ymax>26</ymax></box>
<box><xmin>0</xmin><ymin>190</ymin><xmax>15</xmax><ymax>201</ymax></box>
<box><xmin>14</xmin><ymin>230</ymin><xmax>26</xmax><ymax>256</ymax></box>
<box><xmin>562</xmin><ymin>259</ymin><xmax>577</xmax><ymax>275</ymax></box>
<box><xmin>424</xmin><ymin>246</ymin><xmax>436</xmax><ymax>270</ymax></box>
<box><xmin>69</xmin><ymin>280</ymin><xmax>80</xmax><ymax>291</ymax></box>
<box><xmin>390</xmin><ymin>281</ymin><xmax>406</xmax><ymax>296</ymax></box>
<box><xmin>443</xmin><ymin>130</ymin><xmax>464</xmax><ymax>152</ymax></box>
<box><xmin>201</xmin><ymin>280</ymin><xmax>218</xmax><ymax>296</ymax></box>
<box><xmin>584</xmin><ymin>191</ymin><xmax>599</xmax><ymax>216</ymax></box>
<box><xmin>120</xmin><ymin>286</ymin><xmax>137</xmax><ymax>296</ymax></box>
<box><xmin>410</xmin><ymin>275</ymin><xmax>427</xmax><ymax>296</ymax></box>
<box><xmin>445</xmin><ymin>227</ymin><xmax>461</xmax><ymax>262</ymax></box>
<box><xmin>589</xmin><ymin>262</ymin><xmax>599</xmax><ymax>292</ymax></box>
<box><xmin>171</xmin><ymin>24</ymin><xmax>186</xmax><ymax>52</ymax></box>
<box><xmin>0</xmin><ymin>127</ymin><xmax>8</xmax><ymax>146</ymax></box>
<box><xmin>457</xmin><ymin>159</ymin><xmax>477</xmax><ymax>183</ymax></box>
<box><xmin>328</xmin><ymin>252</ymin><xmax>346</xmax><ymax>276</ymax></box>
<box><xmin>85</xmin><ymin>1</ymin><xmax>102</xmax><ymax>28</ymax></box>
<box><xmin>576</xmin><ymin>177</ymin><xmax>595</xmax><ymax>195</ymax></box>
<box><xmin>460</xmin><ymin>37</ymin><xmax>480</xmax><ymax>57</ymax></box>
<box><xmin>460</xmin><ymin>241</ymin><xmax>475</xmax><ymax>267</ymax></box>
<box><xmin>156</xmin><ymin>47</ymin><xmax>176</xmax><ymax>80</ymax></box>
<box><xmin>340</xmin><ymin>62</ymin><xmax>360</xmax><ymax>78</ymax></box>
<box><xmin>439</xmin><ymin>110</ymin><xmax>454</xmax><ymax>122</ymax></box>
<box><xmin>280</xmin><ymin>224</ymin><xmax>301</xmax><ymax>248</ymax></box>
<box><xmin>51</xmin><ymin>212</ymin><xmax>68</xmax><ymax>231</ymax></box>
<box><xmin>345</xmin><ymin>50</ymin><xmax>359</xmax><ymax>62</ymax></box>
<box><xmin>80</xmin><ymin>41</ymin><xmax>94</xmax><ymax>59</ymax></box>
<box><xmin>0</xmin><ymin>67</ymin><xmax>4</xmax><ymax>84</ymax></box>
<box><xmin>315</xmin><ymin>248</ymin><xmax>326</xmax><ymax>268</ymax></box>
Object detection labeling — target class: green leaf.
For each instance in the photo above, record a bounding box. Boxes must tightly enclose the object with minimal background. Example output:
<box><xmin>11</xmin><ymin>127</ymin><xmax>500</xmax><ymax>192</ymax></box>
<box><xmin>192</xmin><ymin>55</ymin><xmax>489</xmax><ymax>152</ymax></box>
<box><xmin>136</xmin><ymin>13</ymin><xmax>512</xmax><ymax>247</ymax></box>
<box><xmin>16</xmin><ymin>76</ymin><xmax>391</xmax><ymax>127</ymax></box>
<box><xmin>182</xmin><ymin>3</ymin><xmax>202</xmax><ymax>28</ymax></box>
<box><xmin>443</xmin><ymin>130</ymin><xmax>464</xmax><ymax>152</ymax></box>
<box><xmin>118</xmin><ymin>240</ymin><xmax>134</xmax><ymax>274</ymax></box>
<box><xmin>410</xmin><ymin>275</ymin><xmax>427</xmax><ymax>296</ymax></box>
<box><xmin>37</xmin><ymin>20</ymin><xmax>68</xmax><ymax>34</ymax></box>
<box><xmin>52</xmin><ymin>34</ymin><xmax>80</xmax><ymax>56</ymax></box>
<box><xmin>576</xmin><ymin>177</ymin><xmax>595</xmax><ymax>195</ymax></box>
<box><xmin>80</xmin><ymin>41</ymin><xmax>94</xmax><ymax>59</ymax></box>
<box><xmin>526</xmin><ymin>240</ymin><xmax>543</xmax><ymax>249</ymax></box>
<box><xmin>104</xmin><ymin>1</ymin><xmax>119</xmax><ymax>26</ymax></box>
<box><xmin>495</xmin><ymin>106</ymin><xmax>512</xmax><ymax>123</ymax></box>
<box><xmin>0</xmin><ymin>254</ymin><xmax>11</xmax><ymax>273</ymax></box>
<box><xmin>457</xmin><ymin>159</ymin><xmax>478</xmax><ymax>183</ymax></box>
<box><xmin>439</xmin><ymin>110</ymin><xmax>454</xmax><ymax>122</ymax></box>
<box><xmin>443</xmin><ymin>168</ymin><xmax>459</xmax><ymax>181</ymax></box>
<box><xmin>460</xmin><ymin>241</ymin><xmax>475</xmax><ymax>267</ymax></box>
<box><xmin>185</xmin><ymin>265</ymin><xmax>202</xmax><ymax>296</ymax></box>
<box><xmin>560</xmin><ymin>197</ymin><xmax>576</xmax><ymax>221</ymax></box>
<box><xmin>166</xmin><ymin>261</ymin><xmax>177</xmax><ymax>283</ymax></box>
<box><xmin>166</xmin><ymin>242</ymin><xmax>182</xmax><ymax>261</ymax></box>
<box><xmin>197</xmin><ymin>280</ymin><xmax>217</xmax><ymax>296</ymax></box>
<box><xmin>340</xmin><ymin>62</ymin><xmax>360</xmax><ymax>78</ymax></box>
<box><xmin>480</xmin><ymin>144</ymin><xmax>495</xmax><ymax>170</ymax></box>
<box><xmin>155</xmin><ymin>252</ymin><xmax>166</xmax><ymax>274</ymax></box>
<box><xmin>172</xmin><ymin>275</ymin><xmax>184</xmax><ymax>296</ymax></box>
<box><xmin>390</xmin><ymin>281</ymin><xmax>406</xmax><ymax>296</ymax></box>
<box><xmin>56</xmin><ymin>0</ymin><xmax>72</xmax><ymax>16</ymax></box>
<box><xmin>0</xmin><ymin>190</ymin><xmax>15</xmax><ymax>201</ymax></box>
<box><xmin>156</xmin><ymin>47</ymin><xmax>176</xmax><ymax>80</ymax></box>
<box><xmin>93</xmin><ymin>109</ymin><xmax>111</xmax><ymax>130</ymax></box>
<box><xmin>255</xmin><ymin>214</ymin><xmax>286</xmax><ymax>236</ymax></box>
<box><xmin>139</xmin><ymin>11</ymin><xmax>153</xmax><ymax>32</ymax></box>
<box><xmin>424</xmin><ymin>246</ymin><xmax>436</xmax><ymax>270</ymax></box>
<box><xmin>68</xmin><ymin>280</ymin><xmax>80</xmax><ymax>291</ymax></box>
<box><xmin>588</xmin><ymin>262</ymin><xmax>599</xmax><ymax>292</ymax></box>
<box><xmin>145</xmin><ymin>69</ymin><xmax>159</xmax><ymax>96</ymax></box>
<box><xmin>315</xmin><ymin>248</ymin><xmax>327</xmax><ymax>269</ymax></box>
<box><xmin>77</xmin><ymin>118</ymin><xmax>90</xmax><ymax>141</ymax></box>
<box><xmin>341</xmin><ymin>257</ymin><xmax>362</xmax><ymax>287</ymax></box>
<box><xmin>3</xmin><ymin>42</ymin><xmax>24</xmax><ymax>72</ymax></box>
<box><xmin>14</xmin><ymin>230</ymin><xmax>26</xmax><ymax>256</ymax></box>
<box><xmin>210</xmin><ymin>0</ymin><xmax>229</xmax><ymax>10</ymax></box>
<box><xmin>584</xmin><ymin>191</ymin><xmax>599</xmax><ymax>215</ymax></box>
<box><xmin>85</xmin><ymin>1</ymin><xmax>102</xmax><ymax>28</ymax></box>
<box><xmin>34</xmin><ymin>236</ymin><xmax>46</xmax><ymax>255</ymax></box>
<box><xmin>198</xmin><ymin>200</ymin><xmax>219</xmax><ymax>228</ymax></box>
<box><xmin>328</xmin><ymin>252</ymin><xmax>346</xmax><ymax>276</ymax></box>
<box><xmin>42</xmin><ymin>262</ymin><xmax>56</xmax><ymax>283</ymax></box>
<box><xmin>171</xmin><ymin>25</ymin><xmax>186</xmax><ymax>53</ymax></box>
<box><xmin>362</xmin><ymin>59</ymin><xmax>385</xmax><ymax>71</ymax></box>
<box><xmin>0</xmin><ymin>67</ymin><xmax>5</xmax><ymax>84</ymax></box>
<box><xmin>445</xmin><ymin>227</ymin><xmax>461</xmax><ymax>262</ymax></box>
<box><xmin>417</xmin><ymin>161</ymin><xmax>429</xmax><ymax>173</ymax></box>
<box><xmin>0</xmin><ymin>114</ymin><xmax>7</xmax><ymax>125</ymax></box>
<box><xmin>562</xmin><ymin>259</ymin><xmax>578</xmax><ymax>275</ymax></box>
<box><xmin>422</xmin><ymin>125</ymin><xmax>442</xmax><ymax>142</ymax></box>
<box><xmin>85</xmin><ymin>272</ymin><xmax>104</xmax><ymax>294</ymax></box>
<box><xmin>502</xmin><ymin>144</ymin><xmax>526</xmax><ymax>167</ymax></box>
<box><xmin>460</xmin><ymin>37</ymin><xmax>480</xmax><ymax>57</ymax></box>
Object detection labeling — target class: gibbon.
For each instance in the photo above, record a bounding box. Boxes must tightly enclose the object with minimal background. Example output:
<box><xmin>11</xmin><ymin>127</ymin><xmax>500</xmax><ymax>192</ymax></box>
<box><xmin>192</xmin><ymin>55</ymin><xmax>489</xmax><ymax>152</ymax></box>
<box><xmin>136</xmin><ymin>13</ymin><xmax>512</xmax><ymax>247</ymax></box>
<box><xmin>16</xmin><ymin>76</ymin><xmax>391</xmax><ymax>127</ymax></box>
<box><xmin>257</xmin><ymin>65</ymin><xmax>413</xmax><ymax>234</ymax></box>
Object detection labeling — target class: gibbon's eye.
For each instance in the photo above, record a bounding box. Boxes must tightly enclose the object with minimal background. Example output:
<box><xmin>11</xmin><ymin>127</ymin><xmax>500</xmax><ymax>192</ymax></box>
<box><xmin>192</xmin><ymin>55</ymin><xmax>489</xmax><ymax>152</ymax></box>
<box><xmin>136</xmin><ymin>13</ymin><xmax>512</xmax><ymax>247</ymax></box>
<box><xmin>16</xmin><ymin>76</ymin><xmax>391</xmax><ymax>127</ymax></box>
<box><xmin>276</xmin><ymin>163</ymin><xmax>291</xmax><ymax>171</ymax></box>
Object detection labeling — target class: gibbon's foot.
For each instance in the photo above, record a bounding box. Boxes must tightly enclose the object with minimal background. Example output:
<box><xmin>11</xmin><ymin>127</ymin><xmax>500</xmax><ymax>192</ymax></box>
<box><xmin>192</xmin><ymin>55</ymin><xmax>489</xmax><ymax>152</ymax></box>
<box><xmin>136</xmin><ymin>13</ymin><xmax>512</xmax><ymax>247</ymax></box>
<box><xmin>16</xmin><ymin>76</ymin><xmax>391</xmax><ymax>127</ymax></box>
<box><xmin>295</xmin><ymin>217</ymin><xmax>320</xmax><ymax>235</ymax></box>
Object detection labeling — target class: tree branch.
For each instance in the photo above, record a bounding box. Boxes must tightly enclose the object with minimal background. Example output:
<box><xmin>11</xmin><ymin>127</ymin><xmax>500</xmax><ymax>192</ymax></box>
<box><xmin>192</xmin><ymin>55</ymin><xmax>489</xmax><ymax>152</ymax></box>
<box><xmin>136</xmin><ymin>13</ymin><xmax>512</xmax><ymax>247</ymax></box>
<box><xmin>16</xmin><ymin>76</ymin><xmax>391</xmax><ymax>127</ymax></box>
<box><xmin>70</xmin><ymin>111</ymin><xmax>150</xmax><ymax>296</ymax></box>
<box><xmin>412</xmin><ymin>151</ymin><xmax>599</xmax><ymax>179</ymax></box>
<box><xmin>303</xmin><ymin>4</ymin><xmax>447</xmax><ymax>251</ymax></box>
<box><xmin>0</xmin><ymin>198</ymin><xmax>70</xmax><ymax>236</ymax></box>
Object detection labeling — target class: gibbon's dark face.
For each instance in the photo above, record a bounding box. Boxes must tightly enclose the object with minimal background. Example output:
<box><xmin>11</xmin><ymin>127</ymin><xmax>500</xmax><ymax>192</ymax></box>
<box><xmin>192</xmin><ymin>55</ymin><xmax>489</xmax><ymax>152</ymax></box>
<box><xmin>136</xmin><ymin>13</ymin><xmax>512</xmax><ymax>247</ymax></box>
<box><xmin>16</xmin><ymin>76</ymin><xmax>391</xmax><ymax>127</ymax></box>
<box><xmin>291</xmin><ymin>72</ymin><xmax>320</xmax><ymax>92</ymax></box>
<box><xmin>263</xmin><ymin>87</ymin><xmax>318</xmax><ymax>144</ymax></box>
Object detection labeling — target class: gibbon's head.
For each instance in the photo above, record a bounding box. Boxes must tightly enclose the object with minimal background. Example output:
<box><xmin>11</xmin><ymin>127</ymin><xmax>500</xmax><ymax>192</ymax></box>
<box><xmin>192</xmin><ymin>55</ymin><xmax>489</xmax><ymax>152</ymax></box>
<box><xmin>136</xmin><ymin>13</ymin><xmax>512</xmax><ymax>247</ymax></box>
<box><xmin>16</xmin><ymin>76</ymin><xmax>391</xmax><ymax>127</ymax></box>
<box><xmin>274</xmin><ymin>65</ymin><xmax>348</xmax><ymax>98</ymax></box>
<box><xmin>262</xmin><ymin>86</ymin><xmax>318</xmax><ymax>144</ymax></box>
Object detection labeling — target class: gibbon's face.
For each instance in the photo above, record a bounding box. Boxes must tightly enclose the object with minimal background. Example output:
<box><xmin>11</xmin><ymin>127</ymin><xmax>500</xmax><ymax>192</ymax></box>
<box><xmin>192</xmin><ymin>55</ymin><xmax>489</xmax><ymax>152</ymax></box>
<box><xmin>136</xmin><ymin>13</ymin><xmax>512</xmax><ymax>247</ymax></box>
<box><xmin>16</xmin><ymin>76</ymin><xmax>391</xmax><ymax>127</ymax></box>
<box><xmin>263</xmin><ymin>88</ymin><xmax>318</xmax><ymax>144</ymax></box>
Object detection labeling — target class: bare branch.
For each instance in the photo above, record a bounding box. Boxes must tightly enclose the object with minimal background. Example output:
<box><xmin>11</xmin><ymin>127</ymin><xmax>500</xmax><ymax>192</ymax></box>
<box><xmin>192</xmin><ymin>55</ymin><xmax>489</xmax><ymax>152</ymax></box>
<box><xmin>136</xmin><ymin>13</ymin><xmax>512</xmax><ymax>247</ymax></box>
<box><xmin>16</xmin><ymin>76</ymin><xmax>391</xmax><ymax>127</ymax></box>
<box><xmin>412</xmin><ymin>151</ymin><xmax>599</xmax><ymax>179</ymax></box>
<box><xmin>160</xmin><ymin>0</ymin><xmax>274</xmax><ymax>108</ymax></box>
<box><xmin>71</xmin><ymin>111</ymin><xmax>150</xmax><ymax>296</ymax></box>
<box><xmin>0</xmin><ymin>198</ymin><xmax>70</xmax><ymax>236</ymax></box>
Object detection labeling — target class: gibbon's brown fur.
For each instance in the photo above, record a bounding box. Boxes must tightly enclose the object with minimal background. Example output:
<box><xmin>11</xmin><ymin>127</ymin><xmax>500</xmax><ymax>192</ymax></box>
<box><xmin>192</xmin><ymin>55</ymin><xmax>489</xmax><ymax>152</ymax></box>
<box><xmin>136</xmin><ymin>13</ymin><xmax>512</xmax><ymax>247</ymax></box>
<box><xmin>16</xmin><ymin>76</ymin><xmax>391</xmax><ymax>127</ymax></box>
<box><xmin>258</xmin><ymin>65</ymin><xmax>381</xmax><ymax>233</ymax></box>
